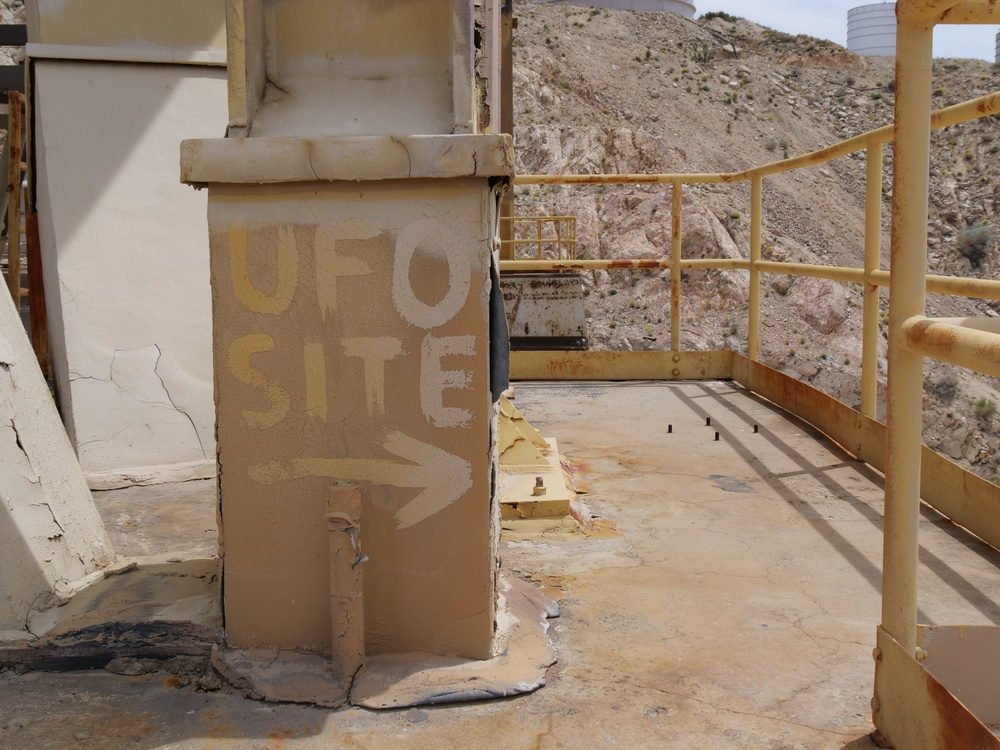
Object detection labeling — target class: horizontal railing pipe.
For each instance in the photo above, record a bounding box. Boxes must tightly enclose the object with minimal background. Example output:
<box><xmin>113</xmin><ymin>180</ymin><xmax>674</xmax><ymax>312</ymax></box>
<box><xmin>925</xmin><ymin>274</ymin><xmax>1000</xmax><ymax>302</ymax></box>
<box><xmin>500</xmin><ymin>258</ymin><xmax>669</xmax><ymax>271</ymax></box>
<box><xmin>903</xmin><ymin>316</ymin><xmax>1000</xmax><ymax>378</ymax></box>
<box><xmin>502</xmin><ymin>237</ymin><xmax>576</xmax><ymax>245</ymax></box>
<box><xmin>756</xmin><ymin>261</ymin><xmax>867</xmax><ymax>285</ymax></box>
<box><xmin>500</xmin><ymin>259</ymin><xmax>1000</xmax><ymax>306</ymax></box>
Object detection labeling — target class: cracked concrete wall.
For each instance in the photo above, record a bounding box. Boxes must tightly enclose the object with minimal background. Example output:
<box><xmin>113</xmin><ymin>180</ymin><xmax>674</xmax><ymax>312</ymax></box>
<box><xmin>0</xmin><ymin>286</ymin><xmax>116</xmax><ymax>639</ymax></box>
<box><xmin>33</xmin><ymin>60</ymin><xmax>228</xmax><ymax>488</ymax></box>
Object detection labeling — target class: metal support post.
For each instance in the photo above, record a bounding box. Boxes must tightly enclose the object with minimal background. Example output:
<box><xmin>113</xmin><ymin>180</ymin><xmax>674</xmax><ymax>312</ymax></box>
<box><xmin>748</xmin><ymin>175</ymin><xmax>762</xmax><ymax>361</ymax></box>
<box><xmin>670</xmin><ymin>181</ymin><xmax>682</xmax><ymax>351</ymax></box>
<box><xmin>861</xmin><ymin>141</ymin><xmax>884</xmax><ymax>419</ymax></box>
<box><xmin>881</xmin><ymin>17</ymin><xmax>934</xmax><ymax>656</ymax></box>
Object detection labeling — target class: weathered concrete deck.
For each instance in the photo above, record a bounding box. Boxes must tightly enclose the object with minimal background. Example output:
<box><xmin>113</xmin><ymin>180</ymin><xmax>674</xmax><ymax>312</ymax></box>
<box><xmin>4</xmin><ymin>381</ymin><xmax>1000</xmax><ymax>749</ymax></box>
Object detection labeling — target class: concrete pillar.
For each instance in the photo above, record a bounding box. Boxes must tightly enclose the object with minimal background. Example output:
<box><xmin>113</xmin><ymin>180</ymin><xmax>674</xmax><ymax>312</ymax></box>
<box><xmin>0</xmin><ymin>284</ymin><xmax>115</xmax><ymax>638</ymax></box>
<box><xmin>182</xmin><ymin>0</ymin><xmax>511</xmax><ymax>670</ymax></box>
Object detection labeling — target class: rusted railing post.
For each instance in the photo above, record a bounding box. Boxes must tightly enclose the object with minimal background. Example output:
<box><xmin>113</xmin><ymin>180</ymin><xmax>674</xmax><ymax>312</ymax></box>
<box><xmin>325</xmin><ymin>483</ymin><xmax>364</xmax><ymax>683</ymax></box>
<box><xmin>861</xmin><ymin>141</ymin><xmax>884</xmax><ymax>420</ymax></box>
<box><xmin>5</xmin><ymin>91</ymin><xmax>22</xmax><ymax>308</ymax></box>
<box><xmin>882</xmin><ymin>17</ymin><xmax>934</xmax><ymax>657</ymax></box>
<box><xmin>748</xmin><ymin>175</ymin><xmax>762</xmax><ymax>361</ymax></box>
<box><xmin>670</xmin><ymin>180</ymin><xmax>683</xmax><ymax>352</ymax></box>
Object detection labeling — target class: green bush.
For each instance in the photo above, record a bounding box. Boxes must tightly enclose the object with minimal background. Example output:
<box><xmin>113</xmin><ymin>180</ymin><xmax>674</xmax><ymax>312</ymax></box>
<box><xmin>691</xmin><ymin>40</ymin><xmax>715</xmax><ymax>64</ymax></box>
<box><xmin>975</xmin><ymin>397</ymin><xmax>997</xmax><ymax>423</ymax></box>
<box><xmin>957</xmin><ymin>223</ymin><xmax>995</xmax><ymax>268</ymax></box>
<box><xmin>701</xmin><ymin>11</ymin><xmax>739</xmax><ymax>23</ymax></box>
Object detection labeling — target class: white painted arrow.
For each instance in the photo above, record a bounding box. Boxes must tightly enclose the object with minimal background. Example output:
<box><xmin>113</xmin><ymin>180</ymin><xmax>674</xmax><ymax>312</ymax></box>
<box><xmin>248</xmin><ymin>430</ymin><xmax>472</xmax><ymax>530</ymax></box>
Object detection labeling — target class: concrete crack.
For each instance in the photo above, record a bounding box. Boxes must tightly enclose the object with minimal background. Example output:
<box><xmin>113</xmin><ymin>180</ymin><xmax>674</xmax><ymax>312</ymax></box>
<box><xmin>10</xmin><ymin>417</ymin><xmax>40</xmax><ymax>482</ymax></box>
<box><xmin>108</xmin><ymin>350</ymin><xmax>125</xmax><ymax>390</ymax></box>
<box><xmin>623</xmin><ymin>680</ymin><xmax>857</xmax><ymax>738</ymax></box>
<box><xmin>305</xmin><ymin>145</ymin><xmax>321</xmax><ymax>181</ymax></box>
<box><xmin>152</xmin><ymin>345</ymin><xmax>209</xmax><ymax>461</ymax></box>
<box><xmin>68</xmin><ymin>371</ymin><xmax>106</xmax><ymax>384</ymax></box>
<box><xmin>76</xmin><ymin>427</ymin><xmax>129</xmax><ymax>449</ymax></box>
<box><xmin>44</xmin><ymin>502</ymin><xmax>64</xmax><ymax>533</ymax></box>
<box><xmin>9</xmin><ymin>417</ymin><xmax>27</xmax><ymax>458</ymax></box>
<box><xmin>390</xmin><ymin>136</ymin><xmax>412</xmax><ymax>178</ymax></box>
<box><xmin>265</xmin><ymin>75</ymin><xmax>292</xmax><ymax>97</ymax></box>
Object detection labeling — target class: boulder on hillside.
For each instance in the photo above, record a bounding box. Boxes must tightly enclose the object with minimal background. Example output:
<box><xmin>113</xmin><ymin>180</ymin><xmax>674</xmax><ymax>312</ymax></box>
<box><xmin>786</xmin><ymin>277</ymin><xmax>849</xmax><ymax>335</ymax></box>
<box><xmin>680</xmin><ymin>200</ymin><xmax>749</xmax><ymax>307</ymax></box>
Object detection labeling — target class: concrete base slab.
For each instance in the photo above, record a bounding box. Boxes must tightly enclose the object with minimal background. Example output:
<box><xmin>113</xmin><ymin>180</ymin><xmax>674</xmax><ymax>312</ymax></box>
<box><xmin>9</xmin><ymin>383</ymin><xmax>1000</xmax><ymax>747</ymax></box>
<box><xmin>0</xmin><ymin>556</ymin><xmax>220</xmax><ymax>668</ymax></box>
<box><xmin>27</xmin><ymin>556</ymin><xmax>220</xmax><ymax>639</ymax></box>
<box><xmin>212</xmin><ymin>647</ymin><xmax>349</xmax><ymax>708</ymax></box>
<box><xmin>350</xmin><ymin>576</ymin><xmax>557</xmax><ymax>709</ymax></box>
<box><xmin>91</xmin><ymin>478</ymin><xmax>218</xmax><ymax>559</ymax></box>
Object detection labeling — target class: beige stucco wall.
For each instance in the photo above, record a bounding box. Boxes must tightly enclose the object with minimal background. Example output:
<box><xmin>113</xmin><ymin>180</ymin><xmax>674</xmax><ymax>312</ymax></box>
<box><xmin>33</xmin><ymin>61</ymin><xmax>227</xmax><ymax>487</ymax></box>
<box><xmin>27</xmin><ymin>0</ymin><xmax>226</xmax><ymax>53</ymax></box>
<box><xmin>208</xmin><ymin>178</ymin><xmax>497</xmax><ymax>659</ymax></box>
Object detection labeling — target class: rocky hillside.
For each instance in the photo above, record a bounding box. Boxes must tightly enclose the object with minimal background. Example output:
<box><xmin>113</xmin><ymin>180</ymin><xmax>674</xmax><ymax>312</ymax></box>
<box><xmin>510</xmin><ymin>2</ymin><xmax>1000</xmax><ymax>479</ymax></box>
<box><xmin>0</xmin><ymin>1</ymin><xmax>23</xmax><ymax>64</ymax></box>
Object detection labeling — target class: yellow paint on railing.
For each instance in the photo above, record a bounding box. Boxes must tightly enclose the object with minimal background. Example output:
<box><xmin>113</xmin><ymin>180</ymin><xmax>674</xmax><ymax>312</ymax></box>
<box><xmin>499</xmin><ymin>215</ymin><xmax>577</xmax><ymax>261</ymax></box>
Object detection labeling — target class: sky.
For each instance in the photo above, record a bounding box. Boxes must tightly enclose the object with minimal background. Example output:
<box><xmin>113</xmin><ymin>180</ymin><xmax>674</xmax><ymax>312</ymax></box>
<box><xmin>697</xmin><ymin>1</ymin><xmax>998</xmax><ymax>62</ymax></box>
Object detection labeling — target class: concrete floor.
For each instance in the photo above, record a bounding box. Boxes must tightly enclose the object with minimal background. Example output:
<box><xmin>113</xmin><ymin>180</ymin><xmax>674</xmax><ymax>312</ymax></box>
<box><xmin>4</xmin><ymin>381</ymin><xmax>1000</xmax><ymax>749</ymax></box>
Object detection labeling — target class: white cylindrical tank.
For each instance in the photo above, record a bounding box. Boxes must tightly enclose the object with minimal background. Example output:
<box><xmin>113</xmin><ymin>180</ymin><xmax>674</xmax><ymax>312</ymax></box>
<box><xmin>534</xmin><ymin>0</ymin><xmax>696</xmax><ymax>18</ymax></box>
<box><xmin>847</xmin><ymin>3</ymin><xmax>897</xmax><ymax>57</ymax></box>
<box><xmin>995</xmin><ymin>29</ymin><xmax>999</xmax><ymax>64</ymax></box>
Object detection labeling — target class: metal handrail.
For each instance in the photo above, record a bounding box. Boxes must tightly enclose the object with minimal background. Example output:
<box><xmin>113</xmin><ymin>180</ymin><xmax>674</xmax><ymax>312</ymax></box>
<box><xmin>502</xmin><ymin>89</ymin><xmax>1000</xmax><ymax>418</ymax></box>
<box><xmin>499</xmin><ymin>215</ymin><xmax>577</xmax><ymax>261</ymax></box>
<box><xmin>506</xmin><ymin>0</ymin><xmax>1000</xmax><ymax>740</ymax></box>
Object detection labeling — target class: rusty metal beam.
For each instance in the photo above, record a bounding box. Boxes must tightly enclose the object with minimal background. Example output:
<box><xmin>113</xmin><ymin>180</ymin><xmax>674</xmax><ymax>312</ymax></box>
<box><xmin>903</xmin><ymin>316</ymin><xmax>1000</xmax><ymax>378</ymax></box>
<box><xmin>936</xmin><ymin>1</ymin><xmax>1000</xmax><ymax>23</ymax></box>
<box><xmin>501</xmin><ymin>259</ymin><xmax>1000</xmax><ymax>302</ymax></box>
<box><xmin>498</xmin><ymin>0</ymin><xmax>514</xmax><ymax>260</ymax></box>
<box><xmin>501</xmin><ymin>258</ymin><xmax>667</xmax><ymax>272</ymax></box>
<box><xmin>918</xmin><ymin>625</ymin><xmax>1000</xmax><ymax>726</ymax></box>
<box><xmin>748</xmin><ymin>176</ymin><xmax>762</xmax><ymax>362</ymax></box>
<box><xmin>862</xmin><ymin>142</ymin><xmax>884</xmax><ymax>419</ymax></box>
<box><xmin>873</xmin><ymin>626</ymin><xmax>1000</xmax><ymax>749</ymax></box>
<box><xmin>881</xmin><ymin>16</ymin><xmax>934</xmax><ymax>659</ymax></box>
<box><xmin>513</xmin><ymin>350</ymin><xmax>1000</xmax><ymax>557</ymax></box>
<box><xmin>670</xmin><ymin>181</ymin><xmax>682</xmax><ymax>351</ymax></box>
<box><xmin>899</xmin><ymin>0</ymin><xmax>1000</xmax><ymax>23</ymax></box>
<box><xmin>509</xmin><ymin>349</ymin><xmax>732</xmax><ymax>381</ymax></box>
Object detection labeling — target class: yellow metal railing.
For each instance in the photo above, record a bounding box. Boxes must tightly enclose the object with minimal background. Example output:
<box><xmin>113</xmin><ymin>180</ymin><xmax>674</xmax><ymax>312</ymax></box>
<box><xmin>499</xmin><ymin>215</ymin><xmax>577</xmax><ymax>261</ymax></box>
<box><xmin>501</xmin><ymin>89</ymin><xmax>1000</xmax><ymax>418</ymax></box>
<box><xmin>502</xmin><ymin>2</ymin><xmax>1000</xmax><ymax>734</ymax></box>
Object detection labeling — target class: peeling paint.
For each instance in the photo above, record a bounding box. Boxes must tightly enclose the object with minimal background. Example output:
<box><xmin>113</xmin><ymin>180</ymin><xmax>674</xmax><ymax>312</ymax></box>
<box><xmin>1</xmin><ymin>279</ymin><xmax>115</xmax><ymax>635</ymax></box>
